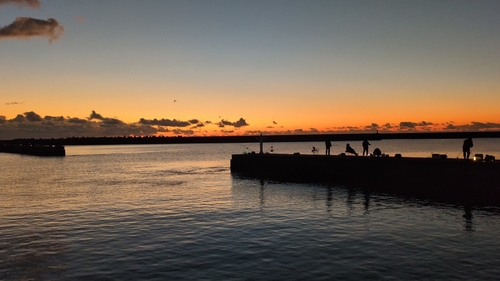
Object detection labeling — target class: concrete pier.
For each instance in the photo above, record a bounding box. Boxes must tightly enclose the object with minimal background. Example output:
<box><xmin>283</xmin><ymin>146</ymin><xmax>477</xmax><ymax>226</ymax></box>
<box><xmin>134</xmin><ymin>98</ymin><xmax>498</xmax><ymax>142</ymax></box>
<box><xmin>231</xmin><ymin>153</ymin><xmax>500</xmax><ymax>206</ymax></box>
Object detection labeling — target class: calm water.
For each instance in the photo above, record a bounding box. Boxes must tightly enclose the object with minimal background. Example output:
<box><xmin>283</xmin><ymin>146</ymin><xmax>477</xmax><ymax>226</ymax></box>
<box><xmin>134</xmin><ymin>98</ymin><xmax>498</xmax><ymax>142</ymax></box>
<box><xmin>1</xmin><ymin>139</ymin><xmax>500</xmax><ymax>280</ymax></box>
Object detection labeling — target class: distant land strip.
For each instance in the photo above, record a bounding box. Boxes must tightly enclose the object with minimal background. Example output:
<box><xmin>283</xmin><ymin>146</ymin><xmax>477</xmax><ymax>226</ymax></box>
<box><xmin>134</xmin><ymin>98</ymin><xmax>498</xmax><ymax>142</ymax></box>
<box><xmin>1</xmin><ymin>131</ymin><xmax>500</xmax><ymax>146</ymax></box>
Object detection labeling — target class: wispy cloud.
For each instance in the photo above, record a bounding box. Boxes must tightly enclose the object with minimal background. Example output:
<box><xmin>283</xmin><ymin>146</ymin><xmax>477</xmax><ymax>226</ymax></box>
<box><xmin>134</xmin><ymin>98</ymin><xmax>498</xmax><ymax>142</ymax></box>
<box><xmin>5</xmin><ymin>101</ymin><xmax>25</xmax><ymax>105</ymax></box>
<box><xmin>0</xmin><ymin>17</ymin><xmax>64</xmax><ymax>42</ymax></box>
<box><xmin>73</xmin><ymin>15</ymin><xmax>85</xmax><ymax>23</ymax></box>
<box><xmin>0</xmin><ymin>0</ymin><xmax>40</xmax><ymax>8</ymax></box>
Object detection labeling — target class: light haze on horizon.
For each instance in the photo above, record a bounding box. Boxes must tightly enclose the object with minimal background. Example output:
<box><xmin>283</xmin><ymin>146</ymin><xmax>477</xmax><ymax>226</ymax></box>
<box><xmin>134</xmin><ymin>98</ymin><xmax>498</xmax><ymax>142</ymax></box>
<box><xmin>1</xmin><ymin>0</ymin><xmax>500</xmax><ymax>138</ymax></box>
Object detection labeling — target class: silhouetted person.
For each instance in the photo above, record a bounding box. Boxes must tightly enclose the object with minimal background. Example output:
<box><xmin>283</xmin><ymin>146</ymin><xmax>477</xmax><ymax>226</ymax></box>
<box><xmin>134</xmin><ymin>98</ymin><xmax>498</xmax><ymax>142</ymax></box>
<box><xmin>462</xmin><ymin>138</ymin><xmax>473</xmax><ymax>159</ymax></box>
<box><xmin>362</xmin><ymin>140</ymin><xmax>371</xmax><ymax>156</ymax></box>
<box><xmin>345</xmin><ymin>143</ymin><xmax>358</xmax><ymax>156</ymax></box>
<box><xmin>373</xmin><ymin>148</ymin><xmax>382</xmax><ymax>157</ymax></box>
<box><xmin>325</xmin><ymin>140</ymin><xmax>332</xmax><ymax>155</ymax></box>
<box><xmin>312</xmin><ymin>146</ymin><xmax>319</xmax><ymax>154</ymax></box>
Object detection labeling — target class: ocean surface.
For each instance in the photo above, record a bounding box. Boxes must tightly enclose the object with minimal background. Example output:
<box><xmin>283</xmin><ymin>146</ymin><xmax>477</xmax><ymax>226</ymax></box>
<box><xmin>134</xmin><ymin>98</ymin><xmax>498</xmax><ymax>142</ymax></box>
<box><xmin>1</xmin><ymin>138</ymin><xmax>500</xmax><ymax>280</ymax></box>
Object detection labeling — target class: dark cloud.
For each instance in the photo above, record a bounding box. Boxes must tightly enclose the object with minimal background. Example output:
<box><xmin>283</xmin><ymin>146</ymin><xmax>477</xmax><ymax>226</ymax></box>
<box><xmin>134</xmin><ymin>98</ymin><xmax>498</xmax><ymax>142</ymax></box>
<box><xmin>446</xmin><ymin>121</ymin><xmax>500</xmax><ymax>131</ymax></box>
<box><xmin>399</xmin><ymin>121</ymin><xmax>418</xmax><ymax>129</ymax></box>
<box><xmin>88</xmin><ymin>110</ymin><xmax>104</xmax><ymax>120</ymax></box>
<box><xmin>382</xmin><ymin>123</ymin><xmax>393</xmax><ymax>129</ymax></box>
<box><xmin>24</xmin><ymin>111</ymin><xmax>43</xmax><ymax>122</ymax></box>
<box><xmin>171</xmin><ymin>129</ymin><xmax>195</xmax><ymax>135</ymax></box>
<box><xmin>364</xmin><ymin>123</ymin><xmax>379</xmax><ymax>130</ymax></box>
<box><xmin>418</xmin><ymin>121</ymin><xmax>433</xmax><ymax>126</ymax></box>
<box><xmin>309</xmin><ymin>128</ymin><xmax>320</xmax><ymax>134</ymax></box>
<box><xmin>139</xmin><ymin>118</ymin><xmax>191</xmax><ymax>127</ymax></box>
<box><xmin>0</xmin><ymin>0</ymin><xmax>40</xmax><ymax>8</ymax></box>
<box><xmin>445</xmin><ymin>124</ymin><xmax>456</xmax><ymax>130</ymax></box>
<box><xmin>0</xmin><ymin>111</ymin><xmax>159</xmax><ymax>139</ymax></box>
<box><xmin>218</xmin><ymin>118</ymin><xmax>249</xmax><ymax>128</ymax></box>
<box><xmin>0</xmin><ymin>17</ymin><xmax>64</xmax><ymax>42</ymax></box>
<box><xmin>68</xmin><ymin>117</ymin><xmax>89</xmax><ymax>124</ymax></box>
<box><xmin>88</xmin><ymin>110</ymin><xmax>125</xmax><ymax>126</ymax></box>
<box><xmin>11</xmin><ymin>114</ymin><xmax>26</xmax><ymax>123</ymax></box>
<box><xmin>44</xmin><ymin>115</ymin><xmax>65</xmax><ymax>122</ymax></box>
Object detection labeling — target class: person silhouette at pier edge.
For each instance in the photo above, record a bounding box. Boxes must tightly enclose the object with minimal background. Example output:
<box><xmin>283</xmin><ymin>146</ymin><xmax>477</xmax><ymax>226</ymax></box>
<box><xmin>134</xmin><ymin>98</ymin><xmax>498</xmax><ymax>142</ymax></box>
<box><xmin>462</xmin><ymin>138</ymin><xmax>473</xmax><ymax>159</ymax></box>
<box><xmin>345</xmin><ymin>143</ymin><xmax>358</xmax><ymax>156</ymax></box>
<box><xmin>373</xmin><ymin>148</ymin><xmax>382</xmax><ymax>157</ymax></box>
<box><xmin>362</xmin><ymin>140</ymin><xmax>371</xmax><ymax>156</ymax></box>
<box><xmin>325</xmin><ymin>140</ymin><xmax>332</xmax><ymax>155</ymax></box>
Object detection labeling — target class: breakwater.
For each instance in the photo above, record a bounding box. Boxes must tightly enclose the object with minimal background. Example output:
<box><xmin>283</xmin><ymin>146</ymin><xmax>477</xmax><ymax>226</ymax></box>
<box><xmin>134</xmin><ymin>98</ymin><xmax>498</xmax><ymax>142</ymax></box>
<box><xmin>231</xmin><ymin>153</ymin><xmax>500</xmax><ymax>206</ymax></box>
<box><xmin>0</xmin><ymin>143</ymin><xmax>65</xmax><ymax>156</ymax></box>
<box><xmin>2</xmin><ymin>131</ymin><xmax>500</xmax><ymax>145</ymax></box>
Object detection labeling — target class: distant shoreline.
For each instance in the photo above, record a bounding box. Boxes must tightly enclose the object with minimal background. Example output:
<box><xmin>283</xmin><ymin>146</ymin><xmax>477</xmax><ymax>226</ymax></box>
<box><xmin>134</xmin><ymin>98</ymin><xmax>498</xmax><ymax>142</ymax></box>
<box><xmin>1</xmin><ymin>131</ymin><xmax>500</xmax><ymax>146</ymax></box>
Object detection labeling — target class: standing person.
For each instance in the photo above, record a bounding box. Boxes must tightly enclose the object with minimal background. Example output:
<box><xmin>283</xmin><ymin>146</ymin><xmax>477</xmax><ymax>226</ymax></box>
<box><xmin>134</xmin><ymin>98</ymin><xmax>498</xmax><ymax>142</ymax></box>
<box><xmin>362</xmin><ymin>140</ymin><xmax>371</xmax><ymax>156</ymax></box>
<box><xmin>325</xmin><ymin>140</ymin><xmax>332</xmax><ymax>155</ymax></box>
<box><xmin>462</xmin><ymin>138</ymin><xmax>473</xmax><ymax>159</ymax></box>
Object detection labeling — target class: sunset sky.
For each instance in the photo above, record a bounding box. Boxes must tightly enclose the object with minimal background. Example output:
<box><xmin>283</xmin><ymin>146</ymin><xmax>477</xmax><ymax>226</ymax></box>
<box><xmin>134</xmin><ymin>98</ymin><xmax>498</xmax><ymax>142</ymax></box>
<box><xmin>1</xmin><ymin>0</ymin><xmax>500</xmax><ymax>139</ymax></box>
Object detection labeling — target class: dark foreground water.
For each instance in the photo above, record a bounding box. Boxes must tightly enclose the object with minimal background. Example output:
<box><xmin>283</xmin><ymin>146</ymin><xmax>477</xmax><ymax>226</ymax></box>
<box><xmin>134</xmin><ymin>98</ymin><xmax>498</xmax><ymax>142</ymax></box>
<box><xmin>1</xmin><ymin>140</ymin><xmax>500</xmax><ymax>280</ymax></box>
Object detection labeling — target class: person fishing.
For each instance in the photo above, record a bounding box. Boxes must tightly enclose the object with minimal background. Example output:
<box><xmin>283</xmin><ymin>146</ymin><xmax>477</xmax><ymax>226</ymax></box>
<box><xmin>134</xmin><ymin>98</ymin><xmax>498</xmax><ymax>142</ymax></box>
<box><xmin>325</xmin><ymin>140</ymin><xmax>332</xmax><ymax>155</ymax></box>
<box><xmin>462</xmin><ymin>138</ymin><xmax>473</xmax><ymax>159</ymax></box>
<box><xmin>362</xmin><ymin>140</ymin><xmax>371</xmax><ymax>156</ymax></box>
<box><xmin>345</xmin><ymin>143</ymin><xmax>358</xmax><ymax>156</ymax></box>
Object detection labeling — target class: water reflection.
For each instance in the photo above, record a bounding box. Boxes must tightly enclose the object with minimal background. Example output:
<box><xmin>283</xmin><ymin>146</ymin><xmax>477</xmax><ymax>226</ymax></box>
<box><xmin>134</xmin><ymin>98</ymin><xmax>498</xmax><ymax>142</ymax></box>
<box><xmin>230</xmin><ymin>174</ymin><xmax>499</xmax><ymax>234</ymax></box>
<box><xmin>259</xmin><ymin>178</ymin><xmax>265</xmax><ymax>209</ymax></box>
<box><xmin>0</xmin><ymin>220</ymin><xmax>67</xmax><ymax>280</ymax></box>
<box><xmin>463</xmin><ymin>205</ymin><xmax>474</xmax><ymax>232</ymax></box>
<box><xmin>326</xmin><ymin>186</ymin><xmax>333</xmax><ymax>213</ymax></box>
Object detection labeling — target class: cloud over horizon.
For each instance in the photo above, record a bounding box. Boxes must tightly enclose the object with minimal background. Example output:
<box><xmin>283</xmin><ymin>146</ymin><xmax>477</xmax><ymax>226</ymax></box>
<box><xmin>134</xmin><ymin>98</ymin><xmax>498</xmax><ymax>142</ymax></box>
<box><xmin>1</xmin><ymin>111</ymin><xmax>500</xmax><ymax>140</ymax></box>
<box><xmin>0</xmin><ymin>0</ymin><xmax>40</xmax><ymax>8</ymax></box>
<box><xmin>0</xmin><ymin>111</ymin><xmax>254</xmax><ymax>139</ymax></box>
<box><xmin>0</xmin><ymin>17</ymin><xmax>64</xmax><ymax>42</ymax></box>
<box><xmin>218</xmin><ymin>118</ymin><xmax>249</xmax><ymax>128</ymax></box>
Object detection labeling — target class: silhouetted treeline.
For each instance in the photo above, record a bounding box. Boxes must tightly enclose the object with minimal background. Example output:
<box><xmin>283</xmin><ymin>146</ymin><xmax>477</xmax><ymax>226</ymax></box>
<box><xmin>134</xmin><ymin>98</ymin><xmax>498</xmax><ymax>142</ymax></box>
<box><xmin>1</xmin><ymin>131</ymin><xmax>500</xmax><ymax>146</ymax></box>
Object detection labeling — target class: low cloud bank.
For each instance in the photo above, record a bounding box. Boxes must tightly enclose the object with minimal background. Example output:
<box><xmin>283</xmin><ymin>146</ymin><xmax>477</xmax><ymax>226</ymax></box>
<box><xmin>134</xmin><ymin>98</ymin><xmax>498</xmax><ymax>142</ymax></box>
<box><xmin>0</xmin><ymin>111</ymin><xmax>252</xmax><ymax>139</ymax></box>
<box><xmin>1</xmin><ymin>111</ymin><xmax>499</xmax><ymax>140</ymax></box>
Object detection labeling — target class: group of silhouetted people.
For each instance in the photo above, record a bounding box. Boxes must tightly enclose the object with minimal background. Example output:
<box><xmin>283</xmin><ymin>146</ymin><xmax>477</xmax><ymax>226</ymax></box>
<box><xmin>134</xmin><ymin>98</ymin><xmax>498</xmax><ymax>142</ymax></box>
<box><xmin>320</xmin><ymin>139</ymin><xmax>379</xmax><ymax>156</ymax></box>
<box><xmin>317</xmin><ymin>138</ymin><xmax>475</xmax><ymax>159</ymax></box>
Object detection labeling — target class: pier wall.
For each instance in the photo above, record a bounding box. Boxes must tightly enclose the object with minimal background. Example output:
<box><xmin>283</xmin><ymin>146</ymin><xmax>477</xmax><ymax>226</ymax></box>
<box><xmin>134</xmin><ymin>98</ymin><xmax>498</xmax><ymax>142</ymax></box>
<box><xmin>231</xmin><ymin>154</ymin><xmax>500</xmax><ymax>205</ymax></box>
